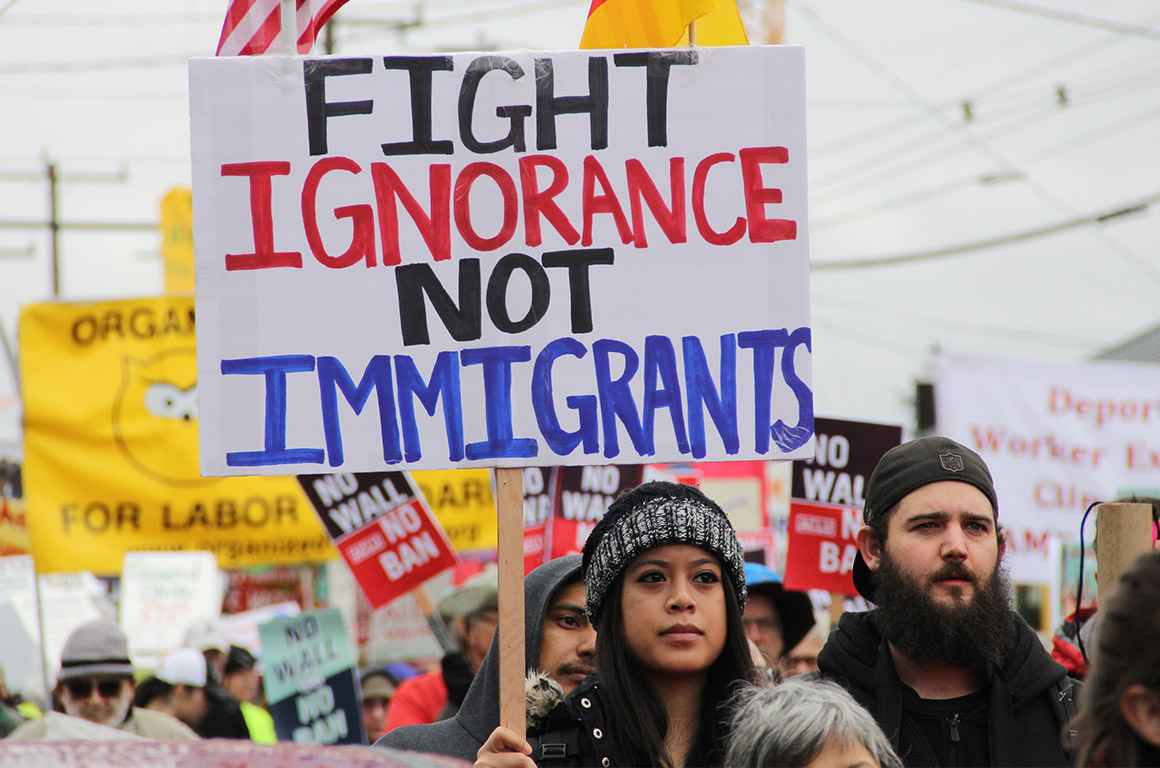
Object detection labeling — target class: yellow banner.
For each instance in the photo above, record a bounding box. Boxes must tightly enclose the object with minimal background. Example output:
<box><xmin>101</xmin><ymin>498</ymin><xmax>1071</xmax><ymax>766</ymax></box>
<box><xmin>412</xmin><ymin>469</ymin><xmax>497</xmax><ymax>554</ymax></box>
<box><xmin>160</xmin><ymin>187</ymin><xmax>195</xmax><ymax>295</ymax></box>
<box><xmin>20</xmin><ymin>297</ymin><xmax>334</xmax><ymax>574</ymax></box>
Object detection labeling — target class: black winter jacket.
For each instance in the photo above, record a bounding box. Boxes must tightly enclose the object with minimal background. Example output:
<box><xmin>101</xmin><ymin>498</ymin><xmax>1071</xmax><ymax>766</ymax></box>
<box><xmin>818</xmin><ymin>610</ymin><xmax>1080</xmax><ymax>768</ymax></box>
<box><xmin>530</xmin><ymin>676</ymin><xmax>633</xmax><ymax>768</ymax></box>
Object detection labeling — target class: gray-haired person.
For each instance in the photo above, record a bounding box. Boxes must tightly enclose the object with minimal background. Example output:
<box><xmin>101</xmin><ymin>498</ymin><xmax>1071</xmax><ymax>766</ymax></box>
<box><xmin>726</xmin><ymin>679</ymin><xmax>903</xmax><ymax>768</ymax></box>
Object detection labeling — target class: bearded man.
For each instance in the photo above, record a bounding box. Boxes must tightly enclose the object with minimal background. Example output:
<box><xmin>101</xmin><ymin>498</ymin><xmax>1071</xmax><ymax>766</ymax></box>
<box><xmin>8</xmin><ymin>621</ymin><xmax>196</xmax><ymax>740</ymax></box>
<box><xmin>819</xmin><ymin>437</ymin><xmax>1079</xmax><ymax>767</ymax></box>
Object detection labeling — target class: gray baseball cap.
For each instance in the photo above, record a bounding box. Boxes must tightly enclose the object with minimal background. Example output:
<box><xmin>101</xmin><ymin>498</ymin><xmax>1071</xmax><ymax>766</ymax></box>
<box><xmin>57</xmin><ymin>620</ymin><xmax>134</xmax><ymax>682</ymax></box>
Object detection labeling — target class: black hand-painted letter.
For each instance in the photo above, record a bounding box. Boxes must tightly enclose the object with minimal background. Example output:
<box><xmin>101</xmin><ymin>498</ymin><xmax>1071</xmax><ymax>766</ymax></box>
<box><xmin>304</xmin><ymin>58</ymin><xmax>374</xmax><ymax>156</ymax></box>
<box><xmin>459</xmin><ymin>56</ymin><xmax>532</xmax><ymax>154</ymax></box>
<box><xmin>535</xmin><ymin>56</ymin><xmax>608</xmax><ymax>151</ymax></box>
<box><xmin>613</xmin><ymin>51</ymin><xmax>698</xmax><ymax>147</ymax></box>
<box><xmin>382</xmin><ymin>56</ymin><xmax>455</xmax><ymax>156</ymax></box>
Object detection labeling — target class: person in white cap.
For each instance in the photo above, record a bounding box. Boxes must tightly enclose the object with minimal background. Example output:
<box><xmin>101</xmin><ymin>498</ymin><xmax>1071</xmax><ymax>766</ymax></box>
<box><xmin>156</xmin><ymin>648</ymin><xmax>210</xmax><ymax>732</ymax></box>
<box><xmin>183</xmin><ymin>619</ymin><xmax>230</xmax><ymax>683</ymax></box>
<box><xmin>8</xmin><ymin>620</ymin><xmax>196</xmax><ymax>740</ymax></box>
<box><xmin>157</xmin><ymin>647</ymin><xmax>251</xmax><ymax>740</ymax></box>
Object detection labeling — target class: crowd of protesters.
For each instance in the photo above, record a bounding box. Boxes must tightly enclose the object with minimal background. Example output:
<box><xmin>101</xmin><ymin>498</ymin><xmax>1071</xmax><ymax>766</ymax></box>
<box><xmin>452</xmin><ymin>437</ymin><xmax>1157</xmax><ymax>768</ymax></box>
<box><xmin>2</xmin><ymin>435</ymin><xmax>1158</xmax><ymax>768</ymax></box>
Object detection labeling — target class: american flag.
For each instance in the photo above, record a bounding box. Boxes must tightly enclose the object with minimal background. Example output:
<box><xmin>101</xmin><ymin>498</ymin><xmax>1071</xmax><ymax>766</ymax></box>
<box><xmin>215</xmin><ymin>0</ymin><xmax>351</xmax><ymax>56</ymax></box>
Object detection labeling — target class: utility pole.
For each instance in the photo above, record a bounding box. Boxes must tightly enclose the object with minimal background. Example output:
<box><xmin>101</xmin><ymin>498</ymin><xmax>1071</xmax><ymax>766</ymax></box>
<box><xmin>0</xmin><ymin>314</ymin><xmax>18</xmax><ymax>401</ymax></box>
<box><xmin>324</xmin><ymin>16</ymin><xmax>336</xmax><ymax>54</ymax></box>
<box><xmin>0</xmin><ymin>162</ymin><xmax>129</xmax><ymax>298</ymax></box>
<box><xmin>46</xmin><ymin>161</ymin><xmax>60</xmax><ymax>297</ymax></box>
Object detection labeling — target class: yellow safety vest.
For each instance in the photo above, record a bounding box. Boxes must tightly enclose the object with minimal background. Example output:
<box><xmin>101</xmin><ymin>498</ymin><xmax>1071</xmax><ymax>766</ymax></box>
<box><xmin>15</xmin><ymin>702</ymin><xmax>42</xmax><ymax>720</ymax></box>
<box><xmin>240</xmin><ymin>701</ymin><xmax>277</xmax><ymax>744</ymax></box>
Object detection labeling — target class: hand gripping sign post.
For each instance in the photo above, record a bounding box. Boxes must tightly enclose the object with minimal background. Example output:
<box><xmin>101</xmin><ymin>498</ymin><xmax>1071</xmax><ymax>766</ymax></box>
<box><xmin>191</xmin><ymin>46</ymin><xmax>813</xmax><ymax>737</ymax></box>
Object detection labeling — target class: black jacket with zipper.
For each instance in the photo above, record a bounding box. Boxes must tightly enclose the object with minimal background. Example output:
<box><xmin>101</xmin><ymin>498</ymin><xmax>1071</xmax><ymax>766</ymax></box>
<box><xmin>818</xmin><ymin>610</ymin><xmax>1080</xmax><ymax>768</ymax></box>
<box><xmin>530</xmin><ymin>676</ymin><xmax>631</xmax><ymax>768</ymax></box>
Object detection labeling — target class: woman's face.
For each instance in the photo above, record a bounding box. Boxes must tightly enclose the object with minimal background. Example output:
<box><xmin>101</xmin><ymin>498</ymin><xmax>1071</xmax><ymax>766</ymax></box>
<box><xmin>620</xmin><ymin>543</ymin><xmax>728</xmax><ymax>677</ymax></box>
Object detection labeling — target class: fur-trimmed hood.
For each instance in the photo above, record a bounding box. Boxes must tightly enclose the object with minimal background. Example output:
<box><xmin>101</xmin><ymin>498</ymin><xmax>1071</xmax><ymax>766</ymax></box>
<box><xmin>524</xmin><ymin>671</ymin><xmax>566</xmax><ymax>732</ymax></box>
<box><xmin>375</xmin><ymin>556</ymin><xmax>583</xmax><ymax>761</ymax></box>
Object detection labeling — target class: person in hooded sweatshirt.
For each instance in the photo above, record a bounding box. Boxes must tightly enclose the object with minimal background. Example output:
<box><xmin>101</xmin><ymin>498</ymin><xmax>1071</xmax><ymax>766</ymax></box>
<box><xmin>374</xmin><ymin>555</ymin><xmax>595</xmax><ymax>761</ymax></box>
<box><xmin>818</xmin><ymin>436</ymin><xmax>1080</xmax><ymax>768</ymax></box>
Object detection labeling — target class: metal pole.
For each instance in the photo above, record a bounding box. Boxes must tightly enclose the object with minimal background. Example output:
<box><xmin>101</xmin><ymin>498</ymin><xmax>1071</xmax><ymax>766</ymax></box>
<box><xmin>277</xmin><ymin>0</ymin><xmax>297</xmax><ymax>53</ymax></box>
<box><xmin>46</xmin><ymin>161</ymin><xmax>60</xmax><ymax>297</ymax></box>
<box><xmin>324</xmin><ymin>17</ymin><xmax>336</xmax><ymax>54</ymax></box>
<box><xmin>0</xmin><ymin>314</ymin><xmax>19</xmax><ymax>401</ymax></box>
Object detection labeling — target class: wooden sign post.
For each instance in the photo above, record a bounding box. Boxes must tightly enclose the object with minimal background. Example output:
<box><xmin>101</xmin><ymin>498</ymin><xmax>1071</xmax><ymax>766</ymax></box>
<box><xmin>1095</xmin><ymin>502</ymin><xmax>1153</xmax><ymax>603</ymax></box>
<box><xmin>495</xmin><ymin>467</ymin><xmax>526</xmax><ymax>738</ymax></box>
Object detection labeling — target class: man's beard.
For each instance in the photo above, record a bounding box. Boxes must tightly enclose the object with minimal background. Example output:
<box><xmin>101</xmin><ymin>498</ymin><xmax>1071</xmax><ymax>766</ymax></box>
<box><xmin>874</xmin><ymin>550</ymin><xmax>1013</xmax><ymax>668</ymax></box>
<box><xmin>63</xmin><ymin>690</ymin><xmax>132</xmax><ymax>728</ymax></box>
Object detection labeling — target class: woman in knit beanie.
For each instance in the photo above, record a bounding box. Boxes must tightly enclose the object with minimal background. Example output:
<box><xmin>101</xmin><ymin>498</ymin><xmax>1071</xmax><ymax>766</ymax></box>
<box><xmin>475</xmin><ymin>481</ymin><xmax>755</xmax><ymax>768</ymax></box>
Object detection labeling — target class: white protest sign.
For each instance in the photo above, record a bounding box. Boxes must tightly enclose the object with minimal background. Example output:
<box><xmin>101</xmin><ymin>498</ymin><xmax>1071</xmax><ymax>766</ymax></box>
<box><xmin>120</xmin><ymin>552</ymin><xmax>222</xmax><ymax>666</ymax></box>
<box><xmin>218</xmin><ymin>601</ymin><xmax>302</xmax><ymax>654</ymax></box>
<box><xmin>0</xmin><ymin>556</ymin><xmax>47</xmax><ymax>700</ymax></box>
<box><xmin>38</xmin><ymin>572</ymin><xmax>113</xmax><ymax>684</ymax></box>
<box><xmin>936</xmin><ymin>354</ymin><xmax>1160</xmax><ymax>581</ymax></box>
<box><xmin>190</xmin><ymin>47</ymin><xmax>813</xmax><ymax>474</ymax></box>
<box><xmin>366</xmin><ymin>568</ymin><xmax>457</xmax><ymax>663</ymax></box>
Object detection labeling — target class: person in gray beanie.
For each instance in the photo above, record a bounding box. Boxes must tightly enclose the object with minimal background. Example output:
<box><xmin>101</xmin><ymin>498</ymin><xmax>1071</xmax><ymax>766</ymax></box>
<box><xmin>8</xmin><ymin>620</ymin><xmax>196</xmax><ymax>740</ymax></box>
<box><xmin>474</xmin><ymin>481</ymin><xmax>755</xmax><ymax>768</ymax></box>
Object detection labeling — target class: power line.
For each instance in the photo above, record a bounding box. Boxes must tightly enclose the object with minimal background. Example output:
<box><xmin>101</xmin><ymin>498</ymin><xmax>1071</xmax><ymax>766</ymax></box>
<box><xmin>813</xmin><ymin>60</ymin><xmax>1160</xmax><ymax>163</ymax></box>
<box><xmin>0</xmin><ymin>243</ymin><xmax>33</xmax><ymax>259</ymax></box>
<box><xmin>793</xmin><ymin>0</ymin><xmax>1028</xmax><ymax>203</ymax></box>
<box><xmin>0</xmin><ymin>55</ymin><xmax>195</xmax><ymax>75</ymax></box>
<box><xmin>0</xmin><ymin>11</ymin><xmax>219</xmax><ymax>24</ymax></box>
<box><xmin>809</xmin><ymin>11</ymin><xmax>1160</xmax><ymax>157</ymax></box>
<box><xmin>813</xmin><ymin>296</ymin><xmax>1106</xmax><ymax>349</ymax></box>
<box><xmin>812</xmin><ymin>172</ymin><xmax>1021</xmax><ymax>230</ymax></box>
<box><xmin>0</xmin><ymin>1</ymin><xmax>575</xmax><ymax>74</ymax></box>
<box><xmin>811</xmin><ymin>191</ymin><xmax>1160</xmax><ymax>272</ymax></box>
<box><xmin>813</xmin><ymin>316</ymin><xmax>928</xmax><ymax>359</ymax></box>
<box><xmin>1026</xmin><ymin>102</ymin><xmax>1160</xmax><ymax>163</ymax></box>
<box><xmin>813</xmin><ymin>68</ymin><xmax>1160</xmax><ymax>199</ymax></box>
<box><xmin>0</xmin><ymin>219</ymin><xmax>152</xmax><ymax>232</ymax></box>
<box><xmin>815</xmin><ymin>90</ymin><xmax>1160</xmax><ymax>227</ymax></box>
<box><xmin>338</xmin><ymin>0</ymin><xmax>575</xmax><ymax>45</ymax></box>
<box><xmin>812</xmin><ymin>91</ymin><xmax>1160</xmax><ymax>226</ymax></box>
<box><xmin>959</xmin><ymin>0</ymin><xmax>1160</xmax><ymax>40</ymax></box>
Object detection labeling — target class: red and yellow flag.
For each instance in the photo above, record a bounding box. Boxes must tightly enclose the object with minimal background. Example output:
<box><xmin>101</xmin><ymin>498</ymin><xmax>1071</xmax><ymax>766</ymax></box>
<box><xmin>579</xmin><ymin>0</ymin><xmax>748</xmax><ymax>49</ymax></box>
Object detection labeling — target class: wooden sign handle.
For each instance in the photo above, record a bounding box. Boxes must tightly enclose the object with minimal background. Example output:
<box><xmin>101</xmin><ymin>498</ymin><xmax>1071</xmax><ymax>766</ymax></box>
<box><xmin>494</xmin><ymin>467</ymin><xmax>526</xmax><ymax>739</ymax></box>
<box><xmin>1095</xmin><ymin>502</ymin><xmax>1153</xmax><ymax>603</ymax></box>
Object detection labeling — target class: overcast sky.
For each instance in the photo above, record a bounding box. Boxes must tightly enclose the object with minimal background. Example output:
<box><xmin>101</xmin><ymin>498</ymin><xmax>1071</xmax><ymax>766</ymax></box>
<box><xmin>2</xmin><ymin>0</ymin><xmax>1158</xmax><ymax>456</ymax></box>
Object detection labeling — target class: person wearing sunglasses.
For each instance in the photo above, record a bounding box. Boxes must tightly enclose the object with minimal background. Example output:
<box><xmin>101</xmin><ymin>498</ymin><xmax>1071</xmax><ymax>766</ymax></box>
<box><xmin>8</xmin><ymin>620</ymin><xmax>196</xmax><ymax>740</ymax></box>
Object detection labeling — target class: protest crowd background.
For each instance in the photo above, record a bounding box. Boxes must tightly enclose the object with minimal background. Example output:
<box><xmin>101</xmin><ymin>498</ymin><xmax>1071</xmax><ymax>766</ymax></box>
<box><xmin>1</xmin><ymin>0</ymin><xmax>1158</xmax><ymax>766</ymax></box>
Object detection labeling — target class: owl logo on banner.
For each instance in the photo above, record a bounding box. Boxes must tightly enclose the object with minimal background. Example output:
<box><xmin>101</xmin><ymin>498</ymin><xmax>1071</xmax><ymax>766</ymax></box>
<box><xmin>112</xmin><ymin>348</ymin><xmax>217</xmax><ymax>487</ymax></box>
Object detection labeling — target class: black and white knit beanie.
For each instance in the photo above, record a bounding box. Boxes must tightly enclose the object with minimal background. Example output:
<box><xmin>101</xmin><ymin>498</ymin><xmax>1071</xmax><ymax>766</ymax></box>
<box><xmin>581</xmin><ymin>481</ymin><xmax>747</xmax><ymax>624</ymax></box>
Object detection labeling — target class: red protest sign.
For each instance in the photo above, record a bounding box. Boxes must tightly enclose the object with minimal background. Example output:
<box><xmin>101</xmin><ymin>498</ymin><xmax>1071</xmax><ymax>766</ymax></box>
<box><xmin>784</xmin><ymin>500</ymin><xmax>862</xmax><ymax>593</ymax></box>
<box><xmin>547</xmin><ymin>465</ymin><xmax>644</xmax><ymax>560</ymax></box>
<box><xmin>522</xmin><ymin>467</ymin><xmax>556</xmax><ymax>574</ymax></box>
<box><xmin>783</xmin><ymin>418</ymin><xmax>901</xmax><ymax>595</ymax></box>
<box><xmin>298</xmin><ymin>472</ymin><xmax>456</xmax><ymax>609</ymax></box>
